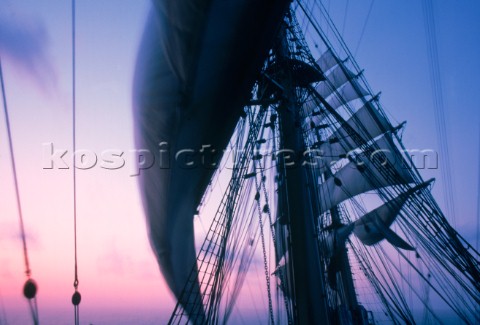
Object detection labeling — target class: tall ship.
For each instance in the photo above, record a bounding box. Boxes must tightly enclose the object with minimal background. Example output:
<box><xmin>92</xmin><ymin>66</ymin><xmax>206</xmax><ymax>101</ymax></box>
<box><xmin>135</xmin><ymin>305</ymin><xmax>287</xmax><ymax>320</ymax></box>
<box><xmin>132</xmin><ymin>0</ymin><xmax>479</xmax><ymax>324</ymax></box>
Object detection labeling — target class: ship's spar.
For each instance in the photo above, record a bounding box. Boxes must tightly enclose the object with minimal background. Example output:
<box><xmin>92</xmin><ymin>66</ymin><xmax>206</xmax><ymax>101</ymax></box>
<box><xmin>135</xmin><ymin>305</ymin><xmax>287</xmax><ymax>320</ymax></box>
<box><xmin>133</xmin><ymin>1</ymin><xmax>480</xmax><ymax>324</ymax></box>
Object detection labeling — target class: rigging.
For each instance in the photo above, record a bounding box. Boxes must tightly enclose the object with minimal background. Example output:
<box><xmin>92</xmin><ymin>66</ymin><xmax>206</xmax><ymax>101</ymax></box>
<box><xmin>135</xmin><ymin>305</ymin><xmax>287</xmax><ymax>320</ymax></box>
<box><xmin>71</xmin><ymin>0</ymin><xmax>82</xmax><ymax>324</ymax></box>
<box><xmin>421</xmin><ymin>0</ymin><xmax>457</xmax><ymax>226</ymax></box>
<box><xmin>0</xmin><ymin>57</ymin><xmax>39</xmax><ymax>325</ymax></box>
<box><xmin>353</xmin><ymin>0</ymin><xmax>375</xmax><ymax>56</ymax></box>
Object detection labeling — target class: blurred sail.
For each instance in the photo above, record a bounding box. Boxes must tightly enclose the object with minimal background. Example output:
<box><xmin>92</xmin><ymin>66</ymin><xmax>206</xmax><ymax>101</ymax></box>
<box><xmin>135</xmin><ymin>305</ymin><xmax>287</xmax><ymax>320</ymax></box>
<box><xmin>133</xmin><ymin>0</ymin><xmax>290</xmax><ymax>320</ymax></box>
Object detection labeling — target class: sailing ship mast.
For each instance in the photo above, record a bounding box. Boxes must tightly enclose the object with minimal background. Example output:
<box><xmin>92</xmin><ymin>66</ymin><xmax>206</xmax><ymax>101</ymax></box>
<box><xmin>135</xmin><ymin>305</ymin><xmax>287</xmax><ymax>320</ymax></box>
<box><xmin>273</xmin><ymin>19</ymin><xmax>330</xmax><ymax>323</ymax></box>
<box><xmin>270</xmin><ymin>13</ymin><xmax>374</xmax><ymax>323</ymax></box>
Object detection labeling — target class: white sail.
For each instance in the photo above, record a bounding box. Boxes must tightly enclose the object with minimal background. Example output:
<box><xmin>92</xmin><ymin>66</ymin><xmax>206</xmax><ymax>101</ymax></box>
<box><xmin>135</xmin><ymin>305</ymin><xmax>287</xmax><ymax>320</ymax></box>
<box><xmin>354</xmin><ymin>194</ymin><xmax>407</xmax><ymax>239</ymax></box>
<box><xmin>331</xmin><ymin>100</ymin><xmax>391</xmax><ymax>146</ymax></box>
<box><xmin>353</xmin><ymin>182</ymin><xmax>430</xmax><ymax>249</ymax></box>
<box><xmin>316</xmin><ymin>48</ymin><xmax>338</xmax><ymax>72</ymax></box>
<box><xmin>303</xmin><ymin>71</ymin><xmax>367</xmax><ymax>119</ymax></box>
<box><xmin>353</xmin><ymin>193</ymin><xmax>410</xmax><ymax>248</ymax></box>
<box><xmin>327</xmin><ymin>80</ymin><xmax>369</xmax><ymax>110</ymax></box>
<box><xmin>303</xmin><ymin>50</ymin><xmax>339</xmax><ymax>116</ymax></box>
<box><xmin>317</xmin><ymin>100</ymin><xmax>392</xmax><ymax>167</ymax></box>
<box><xmin>316</xmin><ymin>64</ymin><xmax>356</xmax><ymax>99</ymax></box>
<box><xmin>317</xmin><ymin>135</ymin><xmax>413</xmax><ymax>214</ymax></box>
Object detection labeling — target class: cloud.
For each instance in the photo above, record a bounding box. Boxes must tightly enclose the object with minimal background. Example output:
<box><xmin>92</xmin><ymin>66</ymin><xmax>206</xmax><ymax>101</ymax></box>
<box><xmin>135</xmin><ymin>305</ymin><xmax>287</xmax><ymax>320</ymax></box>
<box><xmin>0</xmin><ymin>1</ymin><xmax>56</xmax><ymax>91</ymax></box>
<box><xmin>97</xmin><ymin>246</ymin><xmax>128</xmax><ymax>276</ymax></box>
<box><xmin>97</xmin><ymin>244</ymin><xmax>158</xmax><ymax>280</ymax></box>
<box><xmin>0</xmin><ymin>221</ymin><xmax>41</xmax><ymax>250</ymax></box>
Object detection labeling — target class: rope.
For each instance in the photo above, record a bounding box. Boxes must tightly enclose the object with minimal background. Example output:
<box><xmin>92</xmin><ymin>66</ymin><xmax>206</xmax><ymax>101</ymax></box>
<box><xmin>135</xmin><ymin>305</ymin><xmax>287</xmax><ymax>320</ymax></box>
<box><xmin>341</xmin><ymin>0</ymin><xmax>349</xmax><ymax>37</ymax></box>
<box><xmin>353</xmin><ymin>0</ymin><xmax>375</xmax><ymax>56</ymax></box>
<box><xmin>71</xmin><ymin>0</ymin><xmax>81</xmax><ymax>323</ymax></box>
<box><xmin>27</xmin><ymin>300</ymin><xmax>39</xmax><ymax>325</ymax></box>
<box><xmin>0</xmin><ymin>57</ymin><xmax>39</xmax><ymax>325</ymax></box>
<box><xmin>73</xmin><ymin>304</ymin><xmax>79</xmax><ymax>325</ymax></box>
<box><xmin>421</xmin><ymin>0</ymin><xmax>457</xmax><ymax>226</ymax></box>
<box><xmin>72</xmin><ymin>0</ymin><xmax>78</xmax><ymax>290</ymax></box>
<box><xmin>253</xmin><ymin>176</ymin><xmax>274</xmax><ymax>325</ymax></box>
<box><xmin>0</xmin><ymin>58</ymin><xmax>31</xmax><ymax>277</ymax></box>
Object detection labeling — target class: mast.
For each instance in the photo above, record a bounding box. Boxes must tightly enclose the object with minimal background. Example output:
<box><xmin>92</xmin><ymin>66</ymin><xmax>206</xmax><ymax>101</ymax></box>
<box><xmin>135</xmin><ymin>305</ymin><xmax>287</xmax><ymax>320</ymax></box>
<box><xmin>274</xmin><ymin>23</ymin><xmax>330</xmax><ymax>323</ymax></box>
<box><xmin>278</xmin><ymin>90</ymin><xmax>329</xmax><ymax>324</ymax></box>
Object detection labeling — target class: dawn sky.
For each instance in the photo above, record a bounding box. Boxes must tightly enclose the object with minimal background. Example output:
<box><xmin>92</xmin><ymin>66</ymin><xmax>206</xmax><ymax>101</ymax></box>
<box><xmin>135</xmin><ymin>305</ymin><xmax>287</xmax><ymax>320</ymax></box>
<box><xmin>0</xmin><ymin>1</ymin><xmax>479</xmax><ymax>324</ymax></box>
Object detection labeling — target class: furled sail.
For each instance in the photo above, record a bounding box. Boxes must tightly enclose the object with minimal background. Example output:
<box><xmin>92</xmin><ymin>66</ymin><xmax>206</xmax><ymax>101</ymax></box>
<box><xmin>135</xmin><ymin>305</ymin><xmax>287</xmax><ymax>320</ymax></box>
<box><xmin>133</xmin><ymin>0</ymin><xmax>290</xmax><ymax>319</ymax></box>
<box><xmin>317</xmin><ymin>134</ymin><xmax>413</xmax><ymax>214</ymax></box>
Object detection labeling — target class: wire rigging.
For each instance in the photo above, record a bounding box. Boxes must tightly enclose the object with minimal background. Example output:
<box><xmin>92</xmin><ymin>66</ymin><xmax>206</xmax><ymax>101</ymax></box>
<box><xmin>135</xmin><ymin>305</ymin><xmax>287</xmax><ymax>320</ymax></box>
<box><xmin>0</xmin><ymin>59</ymin><xmax>30</xmax><ymax>278</ymax></box>
<box><xmin>0</xmin><ymin>57</ymin><xmax>39</xmax><ymax>325</ymax></box>
<box><xmin>341</xmin><ymin>0</ymin><xmax>349</xmax><ymax>37</ymax></box>
<box><xmin>421</xmin><ymin>0</ymin><xmax>457</xmax><ymax>226</ymax></box>
<box><xmin>71</xmin><ymin>0</ymin><xmax>81</xmax><ymax>324</ymax></box>
<box><xmin>353</xmin><ymin>0</ymin><xmax>375</xmax><ymax>56</ymax></box>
